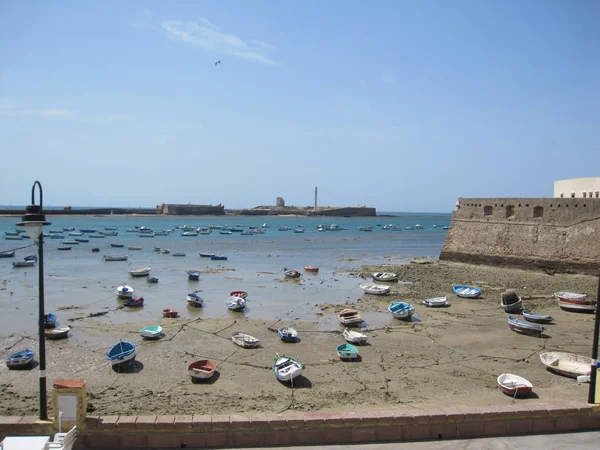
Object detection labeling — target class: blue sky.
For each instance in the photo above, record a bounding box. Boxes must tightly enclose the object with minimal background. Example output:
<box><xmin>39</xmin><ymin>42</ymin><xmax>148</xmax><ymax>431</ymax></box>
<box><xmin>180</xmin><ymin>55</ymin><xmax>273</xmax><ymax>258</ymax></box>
<box><xmin>1</xmin><ymin>1</ymin><xmax>598</xmax><ymax>212</ymax></box>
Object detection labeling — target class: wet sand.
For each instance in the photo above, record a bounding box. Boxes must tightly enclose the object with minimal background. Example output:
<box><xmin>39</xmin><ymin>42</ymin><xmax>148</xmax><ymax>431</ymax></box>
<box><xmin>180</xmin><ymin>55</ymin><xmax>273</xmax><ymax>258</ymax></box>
<box><xmin>1</xmin><ymin>261</ymin><xmax>597</xmax><ymax>416</ymax></box>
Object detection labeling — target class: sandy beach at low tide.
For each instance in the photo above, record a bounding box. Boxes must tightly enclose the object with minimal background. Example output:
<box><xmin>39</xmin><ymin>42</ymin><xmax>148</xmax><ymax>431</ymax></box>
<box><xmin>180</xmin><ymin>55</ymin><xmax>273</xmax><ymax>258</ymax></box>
<box><xmin>1</xmin><ymin>261</ymin><xmax>597</xmax><ymax>417</ymax></box>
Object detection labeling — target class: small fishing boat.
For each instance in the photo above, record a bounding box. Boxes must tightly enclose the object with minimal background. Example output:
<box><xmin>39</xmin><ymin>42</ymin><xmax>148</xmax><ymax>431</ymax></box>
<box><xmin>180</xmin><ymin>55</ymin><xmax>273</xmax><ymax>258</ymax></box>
<box><xmin>497</xmin><ymin>373</ymin><xmax>533</xmax><ymax>398</ymax></box>
<box><xmin>500</xmin><ymin>290</ymin><xmax>522</xmax><ymax>313</ymax></box>
<box><xmin>558</xmin><ymin>299</ymin><xmax>596</xmax><ymax>313</ymax></box>
<box><xmin>539</xmin><ymin>352</ymin><xmax>592</xmax><ymax>378</ymax></box>
<box><xmin>128</xmin><ymin>246</ymin><xmax>142</xmax><ymax>250</ymax></box>
<box><xmin>227</xmin><ymin>296</ymin><xmax>246</xmax><ymax>311</ymax></box>
<box><xmin>129</xmin><ymin>266</ymin><xmax>151</xmax><ymax>277</ymax></box>
<box><xmin>124</xmin><ymin>297</ymin><xmax>144</xmax><ymax>308</ymax></box>
<box><xmin>229</xmin><ymin>290</ymin><xmax>248</xmax><ymax>299</ymax></box>
<box><xmin>13</xmin><ymin>260</ymin><xmax>36</xmax><ymax>267</ymax></box>
<box><xmin>278</xmin><ymin>326</ymin><xmax>298</xmax><ymax>342</ymax></box>
<box><xmin>452</xmin><ymin>285</ymin><xmax>482</xmax><ymax>298</ymax></box>
<box><xmin>147</xmin><ymin>276</ymin><xmax>159</xmax><ymax>284</ymax></box>
<box><xmin>388</xmin><ymin>302</ymin><xmax>415</xmax><ymax>319</ymax></box>
<box><xmin>554</xmin><ymin>292</ymin><xmax>587</xmax><ymax>303</ymax></box>
<box><xmin>199</xmin><ymin>252</ymin><xmax>215</xmax><ymax>258</ymax></box>
<box><xmin>507</xmin><ymin>316</ymin><xmax>545</xmax><ymax>336</ymax></box>
<box><xmin>91</xmin><ymin>248</ymin><xmax>100</xmax><ymax>252</ymax></box>
<box><xmin>61</xmin><ymin>240</ymin><xmax>79</xmax><ymax>245</ymax></box>
<box><xmin>210</xmin><ymin>255</ymin><xmax>227</xmax><ymax>260</ymax></box>
<box><xmin>153</xmin><ymin>247</ymin><xmax>161</xmax><ymax>252</ymax></box>
<box><xmin>359</xmin><ymin>284</ymin><xmax>391</xmax><ymax>295</ymax></box>
<box><xmin>372</xmin><ymin>272</ymin><xmax>399</xmax><ymax>282</ymax></box>
<box><xmin>304</xmin><ymin>266</ymin><xmax>319</xmax><ymax>273</ymax></box>
<box><xmin>283</xmin><ymin>268</ymin><xmax>301</xmax><ymax>278</ymax></box>
<box><xmin>337</xmin><ymin>343</ymin><xmax>359</xmax><ymax>360</ymax></box>
<box><xmin>45</xmin><ymin>326</ymin><xmax>70</xmax><ymax>340</ymax></box>
<box><xmin>5</xmin><ymin>349</ymin><xmax>35</xmax><ymax>369</ymax></box>
<box><xmin>338</xmin><ymin>309</ymin><xmax>363</xmax><ymax>326</ymax></box>
<box><xmin>116</xmin><ymin>284</ymin><xmax>134</xmax><ymax>299</ymax></box>
<box><xmin>57</xmin><ymin>246</ymin><xmax>72</xmax><ymax>251</ymax></box>
<box><xmin>162</xmin><ymin>309</ymin><xmax>179</xmax><ymax>318</ymax></box>
<box><xmin>231</xmin><ymin>332</ymin><xmax>260</xmax><ymax>348</ymax></box>
<box><xmin>102</xmin><ymin>255</ymin><xmax>128</xmax><ymax>262</ymax></box>
<box><xmin>44</xmin><ymin>313</ymin><xmax>57</xmax><ymax>328</ymax></box>
<box><xmin>522</xmin><ymin>310</ymin><xmax>553</xmax><ymax>323</ymax></box>
<box><xmin>188</xmin><ymin>271</ymin><xmax>200</xmax><ymax>281</ymax></box>
<box><xmin>188</xmin><ymin>360</ymin><xmax>216</xmax><ymax>381</ymax></box>
<box><xmin>107</xmin><ymin>340</ymin><xmax>136</xmax><ymax>366</ymax></box>
<box><xmin>172</xmin><ymin>251</ymin><xmax>186</xmax><ymax>257</ymax></box>
<box><xmin>0</xmin><ymin>250</ymin><xmax>15</xmax><ymax>258</ymax></box>
<box><xmin>343</xmin><ymin>328</ymin><xmax>368</xmax><ymax>345</ymax></box>
<box><xmin>139</xmin><ymin>325</ymin><xmax>163</xmax><ymax>339</ymax></box>
<box><xmin>423</xmin><ymin>296</ymin><xmax>449</xmax><ymax>307</ymax></box>
<box><xmin>110</xmin><ymin>243</ymin><xmax>125</xmax><ymax>248</ymax></box>
<box><xmin>273</xmin><ymin>353</ymin><xmax>303</xmax><ymax>382</ymax></box>
<box><xmin>187</xmin><ymin>292</ymin><xmax>204</xmax><ymax>307</ymax></box>
<box><xmin>24</xmin><ymin>254</ymin><xmax>37</xmax><ymax>261</ymax></box>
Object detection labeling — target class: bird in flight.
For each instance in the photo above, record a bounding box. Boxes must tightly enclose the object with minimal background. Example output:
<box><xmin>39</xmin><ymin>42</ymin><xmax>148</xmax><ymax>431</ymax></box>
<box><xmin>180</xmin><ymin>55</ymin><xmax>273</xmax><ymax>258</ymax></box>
<box><xmin>215</xmin><ymin>60</ymin><xmax>221</xmax><ymax>66</ymax></box>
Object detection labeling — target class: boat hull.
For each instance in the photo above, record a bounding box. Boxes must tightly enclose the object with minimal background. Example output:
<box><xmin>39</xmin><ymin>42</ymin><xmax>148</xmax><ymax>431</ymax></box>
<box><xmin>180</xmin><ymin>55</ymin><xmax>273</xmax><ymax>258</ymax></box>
<box><xmin>273</xmin><ymin>355</ymin><xmax>303</xmax><ymax>382</ymax></box>
<box><xmin>497</xmin><ymin>373</ymin><xmax>533</xmax><ymax>398</ymax></box>
<box><xmin>540</xmin><ymin>352</ymin><xmax>592</xmax><ymax>378</ymax></box>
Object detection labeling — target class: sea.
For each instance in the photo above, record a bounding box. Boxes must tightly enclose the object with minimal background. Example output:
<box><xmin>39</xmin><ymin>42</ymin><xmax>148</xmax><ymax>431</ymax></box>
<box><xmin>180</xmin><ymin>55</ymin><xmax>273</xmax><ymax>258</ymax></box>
<box><xmin>0</xmin><ymin>212</ymin><xmax>450</xmax><ymax>335</ymax></box>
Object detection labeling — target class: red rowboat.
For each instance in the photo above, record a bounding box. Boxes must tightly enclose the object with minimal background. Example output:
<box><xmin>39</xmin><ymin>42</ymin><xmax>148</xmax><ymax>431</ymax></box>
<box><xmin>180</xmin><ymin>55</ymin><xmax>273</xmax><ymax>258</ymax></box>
<box><xmin>162</xmin><ymin>309</ymin><xmax>179</xmax><ymax>318</ymax></box>
<box><xmin>304</xmin><ymin>266</ymin><xmax>319</xmax><ymax>273</ymax></box>
<box><xmin>497</xmin><ymin>373</ymin><xmax>533</xmax><ymax>398</ymax></box>
<box><xmin>188</xmin><ymin>359</ymin><xmax>216</xmax><ymax>381</ymax></box>
<box><xmin>229</xmin><ymin>290</ymin><xmax>248</xmax><ymax>299</ymax></box>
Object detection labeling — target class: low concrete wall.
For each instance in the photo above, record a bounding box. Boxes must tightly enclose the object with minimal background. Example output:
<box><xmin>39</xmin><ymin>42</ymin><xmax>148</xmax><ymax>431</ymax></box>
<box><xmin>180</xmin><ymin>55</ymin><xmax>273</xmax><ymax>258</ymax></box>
<box><xmin>2</xmin><ymin>402</ymin><xmax>599</xmax><ymax>448</ymax></box>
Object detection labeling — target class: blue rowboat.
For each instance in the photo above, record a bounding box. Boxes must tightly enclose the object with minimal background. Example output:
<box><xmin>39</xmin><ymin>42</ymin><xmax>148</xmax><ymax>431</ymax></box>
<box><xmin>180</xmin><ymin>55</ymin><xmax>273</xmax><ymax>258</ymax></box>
<box><xmin>388</xmin><ymin>302</ymin><xmax>415</xmax><ymax>319</ymax></box>
<box><xmin>211</xmin><ymin>255</ymin><xmax>227</xmax><ymax>260</ymax></box>
<box><xmin>5</xmin><ymin>349</ymin><xmax>35</xmax><ymax>369</ymax></box>
<box><xmin>188</xmin><ymin>271</ymin><xmax>200</xmax><ymax>281</ymax></box>
<box><xmin>44</xmin><ymin>313</ymin><xmax>57</xmax><ymax>328</ymax></box>
<box><xmin>187</xmin><ymin>292</ymin><xmax>204</xmax><ymax>307</ymax></box>
<box><xmin>278</xmin><ymin>327</ymin><xmax>298</xmax><ymax>343</ymax></box>
<box><xmin>508</xmin><ymin>316</ymin><xmax>545</xmax><ymax>337</ymax></box>
<box><xmin>124</xmin><ymin>297</ymin><xmax>144</xmax><ymax>308</ymax></box>
<box><xmin>452</xmin><ymin>285</ymin><xmax>482</xmax><ymax>298</ymax></box>
<box><xmin>0</xmin><ymin>251</ymin><xmax>15</xmax><ymax>258</ymax></box>
<box><xmin>522</xmin><ymin>310</ymin><xmax>553</xmax><ymax>324</ymax></box>
<box><xmin>107</xmin><ymin>340</ymin><xmax>136</xmax><ymax>366</ymax></box>
<box><xmin>336</xmin><ymin>343</ymin><xmax>359</xmax><ymax>360</ymax></box>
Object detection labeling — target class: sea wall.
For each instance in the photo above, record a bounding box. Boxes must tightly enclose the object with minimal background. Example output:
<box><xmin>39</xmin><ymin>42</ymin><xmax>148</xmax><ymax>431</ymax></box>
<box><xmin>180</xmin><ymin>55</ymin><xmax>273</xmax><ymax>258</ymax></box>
<box><xmin>440</xmin><ymin>197</ymin><xmax>600</xmax><ymax>274</ymax></box>
<box><xmin>308</xmin><ymin>207</ymin><xmax>377</xmax><ymax>217</ymax></box>
<box><xmin>158</xmin><ymin>204</ymin><xmax>225</xmax><ymax>215</ymax></box>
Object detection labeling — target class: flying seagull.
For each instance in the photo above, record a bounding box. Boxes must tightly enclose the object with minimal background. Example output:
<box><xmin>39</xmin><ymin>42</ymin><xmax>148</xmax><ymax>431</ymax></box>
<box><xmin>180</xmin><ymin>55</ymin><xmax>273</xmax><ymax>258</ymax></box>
<box><xmin>215</xmin><ymin>60</ymin><xmax>221</xmax><ymax>66</ymax></box>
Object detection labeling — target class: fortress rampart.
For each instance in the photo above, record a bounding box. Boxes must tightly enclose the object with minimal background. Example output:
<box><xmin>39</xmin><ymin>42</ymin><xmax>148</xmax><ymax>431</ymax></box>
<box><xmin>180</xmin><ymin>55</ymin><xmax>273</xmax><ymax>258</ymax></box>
<box><xmin>440</xmin><ymin>197</ymin><xmax>600</xmax><ymax>274</ymax></box>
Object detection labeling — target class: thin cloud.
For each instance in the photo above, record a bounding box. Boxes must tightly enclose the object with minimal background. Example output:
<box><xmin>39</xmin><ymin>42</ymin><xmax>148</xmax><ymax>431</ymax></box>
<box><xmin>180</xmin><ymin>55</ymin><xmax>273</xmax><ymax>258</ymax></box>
<box><xmin>0</xmin><ymin>101</ymin><xmax>129</xmax><ymax>123</ymax></box>
<box><xmin>359</xmin><ymin>80</ymin><xmax>368</xmax><ymax>90</ymax></box>
<box><xmin>382</xmin><ymin>73</ymin><xmax>395</xmax><ymax>83</ymax></box>
<box><xmin>252</xmin><ymin>39</ymin><xmax>275</xmax><ymax>50</ymax></box>
<box><xmin>160</xmin><ymin>19</ymin><xmax>278</xmax><ymax>66</ymax></box>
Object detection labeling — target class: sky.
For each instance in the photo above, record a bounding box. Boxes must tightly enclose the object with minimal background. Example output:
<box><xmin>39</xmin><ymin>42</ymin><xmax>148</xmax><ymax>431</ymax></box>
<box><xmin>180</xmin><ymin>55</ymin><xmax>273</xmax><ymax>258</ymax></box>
<box><xmin>1</xmin><ymin>1</ymin><xmax>598</xmax><ymax>213</ymax></box>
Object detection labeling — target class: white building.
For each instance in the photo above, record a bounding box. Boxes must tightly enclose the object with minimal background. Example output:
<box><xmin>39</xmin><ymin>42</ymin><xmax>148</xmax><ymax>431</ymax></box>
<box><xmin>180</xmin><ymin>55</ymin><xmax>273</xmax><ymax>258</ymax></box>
<box><xmin>554</xmin><ymin>177</ymin><xmax>600</xmax><ymax>199</ymax></box>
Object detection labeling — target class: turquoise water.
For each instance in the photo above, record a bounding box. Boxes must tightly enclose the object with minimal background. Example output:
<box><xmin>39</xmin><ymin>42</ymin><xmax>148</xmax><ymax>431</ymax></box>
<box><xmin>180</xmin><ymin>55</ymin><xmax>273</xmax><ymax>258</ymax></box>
<box><xmin>0</xmin><ymin>213</ymin><xmax>450</xmax><ymax>334</ymax></box>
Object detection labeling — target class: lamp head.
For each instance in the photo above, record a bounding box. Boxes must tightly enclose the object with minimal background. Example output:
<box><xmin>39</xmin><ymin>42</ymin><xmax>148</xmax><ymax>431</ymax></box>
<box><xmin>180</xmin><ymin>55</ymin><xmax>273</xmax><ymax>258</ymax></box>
<box><xmin>17</xmin><ymin>204</ymin><xmax>51</xmax><ymax>240</ymax></box>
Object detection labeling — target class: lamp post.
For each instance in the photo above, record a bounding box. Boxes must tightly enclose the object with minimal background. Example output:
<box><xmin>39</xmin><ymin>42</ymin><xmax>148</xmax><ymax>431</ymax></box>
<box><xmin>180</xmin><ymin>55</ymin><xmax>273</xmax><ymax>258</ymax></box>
<box><xmin>17</xmin><ymin>181</ymin><xmax>51</xmax><ymax>421</ymax></box>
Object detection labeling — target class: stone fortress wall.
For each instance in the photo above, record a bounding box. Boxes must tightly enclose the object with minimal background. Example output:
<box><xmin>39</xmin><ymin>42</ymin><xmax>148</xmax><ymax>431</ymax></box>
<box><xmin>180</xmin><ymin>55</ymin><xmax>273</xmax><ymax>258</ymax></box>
<box><xmin>440</xmin><ymin>197</ymin><xmax>600</xmax><ymax>274</ymax></box>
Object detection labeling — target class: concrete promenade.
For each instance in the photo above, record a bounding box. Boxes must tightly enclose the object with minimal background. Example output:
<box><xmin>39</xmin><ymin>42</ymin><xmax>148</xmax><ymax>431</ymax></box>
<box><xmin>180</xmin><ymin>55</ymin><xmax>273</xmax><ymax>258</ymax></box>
<box><xmin>1</xmin><ymin>400</ymin><xmax>600</xmax><ymax>449</ymax></box>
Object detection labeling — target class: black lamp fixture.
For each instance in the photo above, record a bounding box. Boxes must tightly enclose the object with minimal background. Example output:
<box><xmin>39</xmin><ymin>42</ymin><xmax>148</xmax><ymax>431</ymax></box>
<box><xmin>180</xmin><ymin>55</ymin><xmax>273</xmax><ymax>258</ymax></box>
<box><xmin>17</xmin><ymin>181</ymin><xmax>51</xmax><ymax>421</ymax></box>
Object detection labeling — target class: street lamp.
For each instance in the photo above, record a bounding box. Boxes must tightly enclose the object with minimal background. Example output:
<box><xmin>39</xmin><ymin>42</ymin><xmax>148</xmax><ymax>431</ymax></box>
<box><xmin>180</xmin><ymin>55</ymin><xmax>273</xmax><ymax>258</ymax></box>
<box><xmin>17</xmin><ymin>181</ymin><xmax>51</xmax><ymax>421</ymax></box>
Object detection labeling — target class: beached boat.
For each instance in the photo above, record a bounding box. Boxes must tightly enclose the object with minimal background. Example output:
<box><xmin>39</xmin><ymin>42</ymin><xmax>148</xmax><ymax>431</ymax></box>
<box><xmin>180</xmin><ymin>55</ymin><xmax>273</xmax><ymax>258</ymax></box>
<box><xmin>337</xmin><ymin>343</ymin><xmax>359</xmax><ymax>360</ymax></box>
<box><xmin>507</xmin><ymin>316</ymin><xmax>545</xmax><ymax>336</ymax></box>
<box><xmin>116</xmin><ymin>284</ymin><xmax>134</xmax><ymax>299</ymax></box>
<box><xmin>522</xmin><ymin>310</ymin><xmax>553</xmax><ymax>323</ymax></box>
<box><xmin>372</xmin><ymin>272</ymin><xmax>399</xmax><ymax>282</ymax></box>
<box><xmin>91</xmin><ymin>248</ymin><xmax>100</xmax><ymax>252</ymax></box>
<box><xmin>57</xmin><ymin>246</ymin><xmax>72</xmax><ymax>251</ymax></box>
<box><xmin>188</xmin><ymin>271</ymin><xmax>200</xmax><ymax>281</ymax></box>
<box><xmin>147</xmin><ymin>276</ymin><xmax>159</xmax><ymax>284</ymax></box>
<box><xmin>359</xmin><ymin>284</ymin><xmax>391</xmax><ymax>295</ymax></box>
<box><xmin>5</xmin><ymin>349</ymin><xmax>35</xmax><ymax>369</ymax></box>
<box><xmin>210</xmin><ymin>255</ymin><xmax>227</xmax><ymax>260</ymax></box>
<box><xmin>188</xmin><ymin>360</ymin><xmax>216</xmax><ymax>381</ymax></box>
<box><xmin>199</xmin><ymin>252</ymin><xmax>215</xmax><ymax>258</ymax></box>
<box><xmin>278</xmin><ymin>326</ymin><xmax>298</xmax><ymax>342</ymax></box>
<box><xmin>0</xmin><ymin>250</ymin><xmax>15</xmax><ymax>258</ymax></box>
<box><xmin>24</xmin><ymin>255</ymin><xmax>37</xmax><ymax>261</ymax></box>
<box><xmin>187</xmin><ymin>292</ymin><xmax>204</xmax><ymax>307</ymax></box>
<box><xmin>123</xmin><ymin>297</ymin><xmax>144</xmax><ymax>308</ymax></box>
<box><xmin>110</xmin><ymin>243</ymin><xmax>124</xmax><ymax>248</ymax></box>
<box><xmin>129</xmin><ymin>266</ymin><xmax>151</xmax><ymax>277</ymax></box>
<box><xmin>557</xmin><ymin>299</ymin><xmax>596</xmax><ymax>313</ymax></box>
<box><xmin>500</xmin><ymin>290</ymin><xmax>522</xmax><ymax>313</ymax></box>
<box><xmin>44</xmin><ymin>313</ymin><xmax>57</xmax><ymax>328</ymax></box>
<box><xmin>162</xmin><ymin>309</ymin><xmax>178</xmax><ymax>318</ymax></box>
<box><xmin>231</xmin><ymin>332</ymin><xmax>260</xmax><ymax>348</ymax></box>
<box><xmin>229</xmin><ymin>290</ymin><xmax>248</xmax><ymax>299</ymax></box>
<box><xmin>13</xmin><ymin>260</ymin><xmax>36</xmax><ymax>267</ymax></box>
<box><xmin>102</xmin><ymin>255</ymin><xmax>128</xmax><ymax>262</ymax></box>
<box><xmin>61</xmin><ymin>240</ymin><xmax>79</xmax><ymax>245</ymax></box>
<box><xmin>554</xmin><ymin>292</ymin><xmax>587</xmax><ymax>302</ymax></box>
<box><xmin>343</xmin><ymin>328</ymin><xmax>368</xmax><ymax>345</ymax></box>
<box><xmin>172</xmin><ymin>251</ymin><xmax>186</xmax><ymax>257</ymax></box>
<box><xmin>338</xmin><ymin>309</ymin><xmax>363</xmax><ymax>326</ymax></box>
<box><xmin>283</xmin><ymin>268</ymin><xmax>301</xmax><ymax>278</ymax></box>
<box><xmin>497</xmin><ymin>373</ymin><xmax>533</xmax><ymax>398</ymax></box>
<box><xmin>273</xmin><ymin>353</ymin><xmax>303</xmax><ymax>382</ymax></box>
<box><xmin>45</xmin><ymin>326</ymin><xmax>70</xmax><ymax>340</ymax></box>
<box><xmin>75</xmin><ymin>238</ymin><xmax>89</xmax><ymax>243</ymax></box>
<box><xmin>453</xmin><ymin>285</ymin><xmax>482</xmax><ymax>298</ymax></box>
<box><xmin>139</xmin><ymin>325</ymin><xmax>163</xmax><ymax>339</ymax></box>
<box><xmin>227</xmin><ymin>296</ymin><xmax>246</xmax><ymax>311</ymax></box>
<box><xmin>128</xmin><ymin>246</ymin><xmax>142</xmax><ymax>250</ymax></box>
<box><xmin>423</xmin><ymin>296</ymin><xmax>449</xmax><ymax>307</ymax></box>
<box><xmin>107</xmin><ymin>340</ymin><xmax>136</xmax><ymax>366</ymax></box>
<box><xmin>388</xmin><ymin>302</ymin><xmax>415</xmax><ymax>319</ymax></box>
<box><xmin>539</xmin><ymin>352</ymin><xmax>592</xmax><ymax>378</ymax></box>
<box><xmin>304</xmin><ymin>266</ymin><xmax>319</xmax><ymax>273</ymax></box>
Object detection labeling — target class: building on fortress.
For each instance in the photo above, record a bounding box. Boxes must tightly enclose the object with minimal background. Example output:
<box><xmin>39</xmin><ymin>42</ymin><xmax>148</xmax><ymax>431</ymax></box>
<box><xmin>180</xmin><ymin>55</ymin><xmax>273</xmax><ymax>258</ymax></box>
<box><xmin>440</xmin><ymin>196</ymin><xmax>600</xmax><ymax>275</ymax></box>
<box><xmin>554</xmin><ymin>177</ymin><xmax>600</xmax><ymax>199</ymax></box>
<box><xmin>157</xmin><ymin>203</ymin><xmax>225</xmax><ymax>215</ymax></box>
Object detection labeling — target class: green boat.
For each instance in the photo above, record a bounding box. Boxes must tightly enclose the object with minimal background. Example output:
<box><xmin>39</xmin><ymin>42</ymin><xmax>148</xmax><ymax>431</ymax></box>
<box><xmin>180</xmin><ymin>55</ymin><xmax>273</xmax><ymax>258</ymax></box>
<box><xmin>139</xmin><ymin>325</ymin><xmax>163</xmax><ymax>340</ymax></box>
<box><xmin>336</xmin><ymin>343</ymin><xmax>359</xmax><ymax>360</ymax></box>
